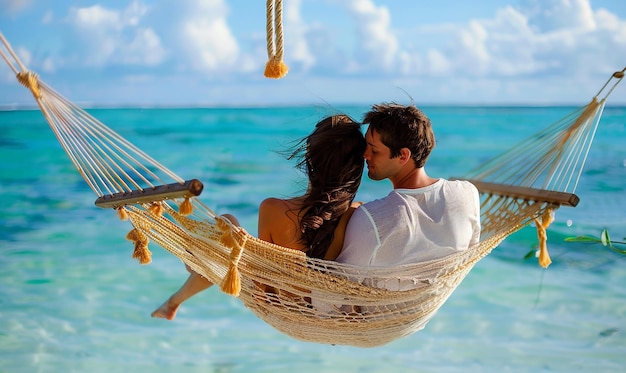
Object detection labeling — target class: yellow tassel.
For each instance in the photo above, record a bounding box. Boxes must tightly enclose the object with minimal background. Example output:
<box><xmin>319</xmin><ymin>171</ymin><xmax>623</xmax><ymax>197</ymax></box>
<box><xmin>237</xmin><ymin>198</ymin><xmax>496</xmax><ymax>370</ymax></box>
<box><xmin>221</xmin><ymin>264</ymin><xmax>241</xmax><ymax>296</ymax></box>
<box><xmin>264</xmin><ymin>0</ymin><xmax>287</xmax><ymax>79</ymax></box>
<box><xmin>216</xmin><ymin>216</ymin><xmax>246</xmax><ymax>296</ymax></box>
<box><xmin>179</xmin><ymin>197</ymin><xmax>193</xmax><ymax>216</ymax></box>
<box><xmin>126</xmin><ymin>228</ymin><xmax>151</xmax><ymax>264</ymax></box>
<box><xmin>126</xmin><ymin>228</ymin><xmax>141</xmax><ymax>242</ymax></box>
<box><xmin>117</xmin><ymin>207</ymin><xmax>129</xmax><ymax>221</ymax></box>
<box><xmin>263</xmin><ymin>58</ymin><xmax>288</xmax><ymax>79</ymax></box>
<box><xmin>132</xmin><ymin>240</ymin><xmax>152</xmax><ymax>265</ymax></box>
<box><xmin>538</xmin><ymin>244</ymin><xmax>552</xmax><ymax>268</ymax></box>
<box><xmin>148</xmin><ymin>202</ymin><xmax>164</xmax><ymax>216</ymax></box>
<box><xmin>534</xmin><ymin>209</ymin><xmax>555</xmax><ymax>268</ymax></box>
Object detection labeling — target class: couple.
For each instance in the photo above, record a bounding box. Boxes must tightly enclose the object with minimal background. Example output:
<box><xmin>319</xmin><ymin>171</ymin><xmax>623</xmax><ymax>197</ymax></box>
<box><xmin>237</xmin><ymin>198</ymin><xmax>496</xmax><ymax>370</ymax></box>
<box><xmin>152</xmin><ymin>102</ymin><xmax>481</xmax><ymax>320</ymax></box>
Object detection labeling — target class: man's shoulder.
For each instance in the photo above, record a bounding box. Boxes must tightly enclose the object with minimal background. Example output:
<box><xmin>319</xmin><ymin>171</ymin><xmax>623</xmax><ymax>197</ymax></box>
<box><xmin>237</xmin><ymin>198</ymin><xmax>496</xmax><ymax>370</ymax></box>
<box><xmin>444</xmin><ymin>178</ymin><xmax>478</xmax><ymax>190</ymax></box>
<box><xmin>359</xmin><ymin>192</ymin><xmax>396</xmax><ymax>210</ymax></box>
<box><xmin>441</xmin><ymin>180</ymin><xmax>481</xmax><ymax>217</ymax></box>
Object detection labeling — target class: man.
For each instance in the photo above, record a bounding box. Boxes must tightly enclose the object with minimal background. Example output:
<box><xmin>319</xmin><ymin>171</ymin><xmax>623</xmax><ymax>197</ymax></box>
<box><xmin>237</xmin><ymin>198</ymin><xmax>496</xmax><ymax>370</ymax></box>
<box><xmin>336</xmin><ymin>103</ymin><xmax>481</xmax><ymax>290</ymax></box>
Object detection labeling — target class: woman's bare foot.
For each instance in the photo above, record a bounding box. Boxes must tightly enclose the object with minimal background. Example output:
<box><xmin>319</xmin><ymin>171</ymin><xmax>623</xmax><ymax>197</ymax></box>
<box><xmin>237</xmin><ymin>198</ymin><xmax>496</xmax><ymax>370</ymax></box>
<box><xmin>151</xmin><ymin>297</ymin><xmax>180</xmax><ymax>320</ymax></box>
<box><xmin>151</xmin><ymin>270</ymin><xmax>213</xmax><ymax>320</ymax></box>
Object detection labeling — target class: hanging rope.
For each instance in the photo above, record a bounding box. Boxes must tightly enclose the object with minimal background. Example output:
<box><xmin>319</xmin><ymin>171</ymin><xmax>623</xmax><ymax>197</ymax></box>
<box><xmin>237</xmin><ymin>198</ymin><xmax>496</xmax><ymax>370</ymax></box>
<box><xmin>264</xmin><ymin>0</ymin><xmax>288</xmax><ymax>79</ymax></box>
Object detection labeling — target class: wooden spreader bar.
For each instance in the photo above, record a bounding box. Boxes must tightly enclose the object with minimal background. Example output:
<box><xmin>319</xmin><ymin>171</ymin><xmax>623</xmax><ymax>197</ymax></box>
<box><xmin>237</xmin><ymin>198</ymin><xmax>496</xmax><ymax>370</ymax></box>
<box><xmin>459</xmin><ymin>179</ymin><xmax>580</xmax><ymax>207</ymax></box>
<box><xmin>95</xmin><ymin>179</ymin><xmax>204</xmax><ymax>209</ymax></box>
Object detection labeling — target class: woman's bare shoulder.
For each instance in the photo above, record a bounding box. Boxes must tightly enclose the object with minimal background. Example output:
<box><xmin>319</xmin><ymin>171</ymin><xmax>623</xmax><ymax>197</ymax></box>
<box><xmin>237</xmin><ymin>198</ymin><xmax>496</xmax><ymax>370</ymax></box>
<box><xmin>259</xmin><ymin>197</ymin><xmax>294</xmax><ymax>215</ymax></box>
<box><xmin>259</xmin><ymin>198</ymin><xmax>303</xmax><ymax>226</ymax></box>
<box><xmin>260</xmin><ymin>197</ymin><xmax>284</xmax><ymax>209</ymax></box>
<box><xmin>258</xmin><ymin>197</ymin><xmax>303</xmax><ymax>249</ymax></box>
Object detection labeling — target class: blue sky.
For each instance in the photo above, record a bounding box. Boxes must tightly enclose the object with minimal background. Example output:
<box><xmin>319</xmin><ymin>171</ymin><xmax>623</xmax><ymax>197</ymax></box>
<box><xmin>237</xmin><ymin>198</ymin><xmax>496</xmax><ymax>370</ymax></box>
<box><xmin>1</xmin><ymin>0</ymin><xmax>625</xmax><ymax>107</ymax></box>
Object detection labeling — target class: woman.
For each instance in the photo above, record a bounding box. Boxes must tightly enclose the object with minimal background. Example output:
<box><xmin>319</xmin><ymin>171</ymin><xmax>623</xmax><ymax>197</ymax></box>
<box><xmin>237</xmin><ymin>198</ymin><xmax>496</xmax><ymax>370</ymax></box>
<box><xmin>152</xmin><ymin>114</ymin><xmax>366</xmax><ymax>320</ymax></box>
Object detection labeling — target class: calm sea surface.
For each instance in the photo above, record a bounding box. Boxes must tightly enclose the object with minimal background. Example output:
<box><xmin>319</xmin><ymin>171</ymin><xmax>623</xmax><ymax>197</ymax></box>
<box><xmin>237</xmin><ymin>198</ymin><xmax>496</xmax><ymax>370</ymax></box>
<box><xmin>1</xmin><ymin>105</ymin><xmax>625</xmax><ymax>372</ymax></box>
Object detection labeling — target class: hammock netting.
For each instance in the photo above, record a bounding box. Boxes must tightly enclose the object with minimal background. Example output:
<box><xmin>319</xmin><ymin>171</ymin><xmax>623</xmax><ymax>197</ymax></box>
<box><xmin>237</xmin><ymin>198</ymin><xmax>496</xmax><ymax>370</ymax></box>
<box><xmin>2</xmin><ymin>32</ymin><xmax>624</xmax><ymax>347</ymax></box>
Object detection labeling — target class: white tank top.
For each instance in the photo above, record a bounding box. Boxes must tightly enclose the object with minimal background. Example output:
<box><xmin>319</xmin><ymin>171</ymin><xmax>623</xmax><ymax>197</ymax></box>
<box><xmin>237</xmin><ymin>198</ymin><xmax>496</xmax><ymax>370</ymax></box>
<box><xmin>337</xmin><ymin>179</ymin><xmax>481</xmax><ymax>270</ymax></box>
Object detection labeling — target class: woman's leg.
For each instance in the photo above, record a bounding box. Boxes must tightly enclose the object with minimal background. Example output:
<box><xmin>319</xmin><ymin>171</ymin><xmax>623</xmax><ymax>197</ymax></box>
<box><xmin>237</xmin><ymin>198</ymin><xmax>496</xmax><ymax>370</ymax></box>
<box><xmin>151</xmin><ymin>214</ymin><xmax>240</xmax><ymax>320</ymax></box>
<box><xmin>151</xmin><ymin>267</ymin><xmax>213</xmax><ymax>320</ymax></box>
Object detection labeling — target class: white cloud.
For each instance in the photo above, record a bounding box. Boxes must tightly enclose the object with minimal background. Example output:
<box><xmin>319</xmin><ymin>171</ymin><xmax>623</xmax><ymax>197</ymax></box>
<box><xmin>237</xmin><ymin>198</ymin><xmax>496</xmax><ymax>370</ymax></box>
<box><xmin>123</xmin><ymin>28</ymin><xmax>164</xmax><ymax>66</ymax></box>
<box><xmin>71</xmin><ymin>5</ymin><xmax>122</xmax><ymax>31</ymax></box>
<box><xmin>520</xmin><ymin>0</ymin><xmax>596</xmax><ymax>32</ymax></box>
<box><xmin>54</xmin><ymin>0</ymin><xmax>246</xmax><ymax>76</ymax></box>
<box><xmin>426</xmin><ymin>50</ymin><xmax>450</xmax><ymax>76</ymax></box>
<box><xmin>182</xmin><ymin>12</ymin><xmax>238</xmax><ymax>71</ymax></box>
<box><xmin>393</xmin><ymin>0</ymin><xmax>626</xmax><ymax>80</ymax></box>
<box><xmin>284</xmin><ymin>0</ymin><xmax>315</xmax><ymax>71</ymax></box>
<box><xmin>66</xmin><ymin>1</ymin><xmax>165</xmax><ymax>67</ymax></box>
<box><xmin>123</xmin><ymin>0</ymin><xmax>148</xmax><ymax>27</ymax></box>
<box><xmin>67</xmin><ymin>5</ymin><xmax>118</xmax><ymax>65</ymax></box>
<box><xmin>343</xmin><ymin>0</ymin><xmax>398</xmax><ymax>72</ymax></box>
<box><xmin>156</xmin><ymin>0</ymin><xmax>240</xmax><ymax>74</ymax></box>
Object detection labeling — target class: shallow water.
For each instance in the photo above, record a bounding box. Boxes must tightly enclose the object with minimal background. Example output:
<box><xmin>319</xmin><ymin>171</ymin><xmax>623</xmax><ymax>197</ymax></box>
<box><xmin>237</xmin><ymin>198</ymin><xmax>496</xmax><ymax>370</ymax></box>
<box><xmin>0</xmin><ymin>105</ymin><xmax>625</xmax><ymax>372</ymax></box>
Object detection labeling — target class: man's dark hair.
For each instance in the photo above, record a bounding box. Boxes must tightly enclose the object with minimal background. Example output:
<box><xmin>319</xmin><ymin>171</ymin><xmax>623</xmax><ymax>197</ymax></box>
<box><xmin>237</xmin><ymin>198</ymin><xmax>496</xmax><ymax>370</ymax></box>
<box><xmin>363</xmin><ymin>103</ymin><xmax>435</xmax><ymax>168</ymax></box>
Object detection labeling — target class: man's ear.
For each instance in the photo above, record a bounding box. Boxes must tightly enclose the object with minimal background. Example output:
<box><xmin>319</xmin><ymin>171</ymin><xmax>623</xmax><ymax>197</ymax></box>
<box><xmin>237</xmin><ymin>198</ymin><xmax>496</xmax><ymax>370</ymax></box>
<box><xmin>398</xmin><ymin>148</ymin><xmax>411</xmax><ymax>165</ymax></box>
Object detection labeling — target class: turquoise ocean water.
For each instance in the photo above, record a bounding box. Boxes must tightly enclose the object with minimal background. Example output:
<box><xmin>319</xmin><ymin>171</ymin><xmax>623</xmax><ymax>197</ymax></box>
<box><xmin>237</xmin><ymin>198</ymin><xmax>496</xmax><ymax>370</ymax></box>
<box><xmin>1</xmin><ymin>104</ymin><xmax>625</xmax><ymax>373</ymax></box>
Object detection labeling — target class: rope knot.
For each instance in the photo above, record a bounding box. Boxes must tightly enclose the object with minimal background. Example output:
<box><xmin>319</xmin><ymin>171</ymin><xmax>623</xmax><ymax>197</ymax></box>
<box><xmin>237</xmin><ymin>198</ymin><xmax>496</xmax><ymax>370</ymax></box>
<box><xmin>16</xmin><ymin>71</ymin><xmax>42</xmax><ymax>99</ymax></box>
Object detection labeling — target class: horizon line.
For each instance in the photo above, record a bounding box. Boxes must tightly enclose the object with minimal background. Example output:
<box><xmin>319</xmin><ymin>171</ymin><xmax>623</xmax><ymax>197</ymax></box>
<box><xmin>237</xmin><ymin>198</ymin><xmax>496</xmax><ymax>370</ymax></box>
<box><xmin>2</xmin><ymin>101</ymin><xmax>625</xmax><ymax>111</ymax></box>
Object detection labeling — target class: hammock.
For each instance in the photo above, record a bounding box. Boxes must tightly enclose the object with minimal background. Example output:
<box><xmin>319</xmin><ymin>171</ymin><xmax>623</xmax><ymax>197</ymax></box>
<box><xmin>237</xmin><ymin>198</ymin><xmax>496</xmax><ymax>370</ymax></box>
<box><xmin>2</xmin><ymin>32</ymin><xmax>624</xmax><ymax>347</ymax></box>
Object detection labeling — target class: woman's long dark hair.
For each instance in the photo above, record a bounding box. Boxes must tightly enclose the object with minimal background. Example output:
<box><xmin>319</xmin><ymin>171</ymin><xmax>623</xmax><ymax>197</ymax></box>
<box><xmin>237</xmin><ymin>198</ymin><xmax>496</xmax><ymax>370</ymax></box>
<box><xmin>288</xmin><ymin>115</ymin><xmax>366</xmax><ymax>259</ymax></box>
